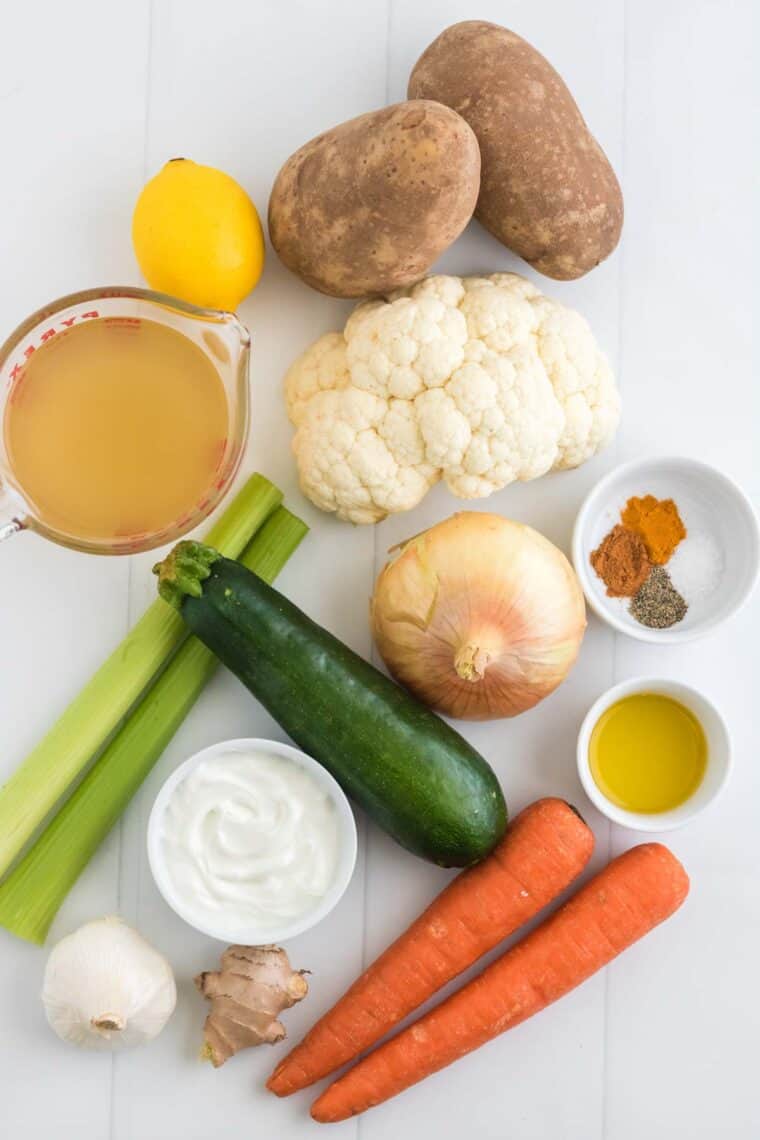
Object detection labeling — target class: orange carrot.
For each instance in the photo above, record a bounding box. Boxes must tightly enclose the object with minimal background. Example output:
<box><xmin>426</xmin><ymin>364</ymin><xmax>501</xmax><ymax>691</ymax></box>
<box><xmin>268</xmin><ymin>798</ymin><xmax>593</xmax><ymax>1097</ymax></box>
<box><xmin>312</xmin><ymin>843</ymin><xmax>689</xmax><ymax>1123</ymax></box>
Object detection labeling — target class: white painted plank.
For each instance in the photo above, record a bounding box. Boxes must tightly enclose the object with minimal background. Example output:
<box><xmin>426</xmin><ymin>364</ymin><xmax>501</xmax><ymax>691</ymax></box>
<box><xmin>113</xmin><ymin>2</ymin><xmax>385</xmax><ymax>1138</ymax></box>
<box><xmin>606</xmin><ymin>2</ymin><xmax>760</xmax><ymax>1136</ymax></box>
<box><xmin>360</xmin><ymin>2</ymin><xmax>625</xmax><ymax>1137</ymax></box>
<box><xmin>0</xmin><ymin>3</ymin><xmax>151</xmax><ymax>1138</ymax></box>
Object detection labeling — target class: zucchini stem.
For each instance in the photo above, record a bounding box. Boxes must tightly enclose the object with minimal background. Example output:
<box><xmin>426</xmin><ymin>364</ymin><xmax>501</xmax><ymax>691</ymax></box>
<box><xmin>154</xmin><ymin>541</ymin><xmax>220</xmax><ymax>609</ymax></box>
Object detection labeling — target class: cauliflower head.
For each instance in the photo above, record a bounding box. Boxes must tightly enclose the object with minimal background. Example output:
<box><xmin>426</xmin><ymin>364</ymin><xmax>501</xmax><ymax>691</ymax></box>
<box><xmin>285</xmin><ymin>273</ymin><xmax>620</xmax><ymax>523</ymax></box>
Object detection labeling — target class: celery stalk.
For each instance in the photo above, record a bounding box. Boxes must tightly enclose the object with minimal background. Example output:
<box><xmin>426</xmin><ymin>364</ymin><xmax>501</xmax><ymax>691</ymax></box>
<box><xmin>0</xmin><ymin>507</ymin><xmax>308</xmax><ymax>944</ymax></box>
<box><xmin>0</xmin><ymin>474</ymin><xmax>282</xmax><ymax>876</ymax></box>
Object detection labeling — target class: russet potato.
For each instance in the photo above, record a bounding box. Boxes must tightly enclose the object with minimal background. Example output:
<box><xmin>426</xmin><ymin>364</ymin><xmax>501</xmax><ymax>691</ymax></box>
<box><xmin>268</xmin><ymin>100</ymin><xmax>481</xmax><ymax>298</ymax></box>
<box><xmin>409</xmin><ymin>21</ymin><xmax>623</xmax><ymax>280</ymax></box>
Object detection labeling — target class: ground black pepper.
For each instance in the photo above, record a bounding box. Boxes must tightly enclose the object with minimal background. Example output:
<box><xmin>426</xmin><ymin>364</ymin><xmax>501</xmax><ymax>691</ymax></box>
<box><xmin>629</xmin><ymin>566</ymin><xmax>688</xmax><ymax>629</ymax></box>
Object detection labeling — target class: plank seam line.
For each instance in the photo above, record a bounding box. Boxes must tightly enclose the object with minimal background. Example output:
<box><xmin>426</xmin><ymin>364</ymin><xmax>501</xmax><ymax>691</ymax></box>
<box><xmin>356</xmin><ymin>3</ymin><xmax>393</xmax><ymax>1138</ymax></box>
<box><xmin>602</xmin><ymin>1</ymin><xmax>628</xmax><ymax>1137</ymax></box>
<box><xmin>110</xmin><ymin>4</ymin><xmax>155</xmax><ymax>1139</ymax></box>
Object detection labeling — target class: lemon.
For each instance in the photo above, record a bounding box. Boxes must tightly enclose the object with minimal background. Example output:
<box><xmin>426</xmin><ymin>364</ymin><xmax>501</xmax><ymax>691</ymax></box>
<box><xmin>132</xmin><ymin>159</ymin><xmax>265</xmax><ymax>311</ymax></box>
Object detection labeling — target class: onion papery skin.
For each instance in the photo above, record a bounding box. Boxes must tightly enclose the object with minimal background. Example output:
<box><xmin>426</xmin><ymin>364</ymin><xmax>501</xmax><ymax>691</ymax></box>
<box><xmin>371</xmin><ymin>512</ymin><xmax>586</xmax><ymax>720</ymax></box>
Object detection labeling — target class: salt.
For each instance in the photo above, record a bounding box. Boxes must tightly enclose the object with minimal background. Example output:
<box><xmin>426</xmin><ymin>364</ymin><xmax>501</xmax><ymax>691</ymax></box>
<box><xmin>667</xmin><ymin>529</ymin><xmax>723</xmax><ymax>603</ymax></box>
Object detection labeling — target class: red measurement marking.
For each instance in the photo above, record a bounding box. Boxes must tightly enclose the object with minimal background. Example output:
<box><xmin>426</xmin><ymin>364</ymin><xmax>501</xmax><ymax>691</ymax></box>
<box><xmin>113</xmin><ymin>528</ymin><xmax>161</xmax><ymax>552</ymax></box>
<box><xmin>7</xmin><ymin>368</ymin><xmax>25</xmax><ymax>400</ymax></box>
<box><xmin>5</xmin><ymin>310</ymin><xmax>106</xmax><ymax>387</ymax></box>
<box><xmin>212</xmin><ymin>436</ymin><xmax>229</xmax><ymax>473</ymax></box>
<box><xmin>103</xmin><ymin>317</ymin><xmax>141</xmax><ymax>329</ymax></box>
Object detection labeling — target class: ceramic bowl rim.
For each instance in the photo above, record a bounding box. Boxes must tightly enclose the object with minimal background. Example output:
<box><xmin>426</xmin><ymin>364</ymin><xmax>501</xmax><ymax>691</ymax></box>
<box><xmin>147</xmin><ymin>737</ymin><xmax>358</xmax><ymax>943</ymax></box>
<box><xmin>572</xmin><ymin>455</ymin><xmax>760</xmax><ymax>644</ymax></box>
<box><xmin>576</xmin><ymin>676</ymin><xmax>732</xmax><ymax>832</ymax></box>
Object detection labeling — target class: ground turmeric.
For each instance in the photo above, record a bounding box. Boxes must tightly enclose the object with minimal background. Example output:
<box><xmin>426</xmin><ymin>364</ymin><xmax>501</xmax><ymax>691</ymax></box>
<box><xmin>621</xmin><ymin>495</ymin><xmax>686</xmax><ymax>564</ymax></box>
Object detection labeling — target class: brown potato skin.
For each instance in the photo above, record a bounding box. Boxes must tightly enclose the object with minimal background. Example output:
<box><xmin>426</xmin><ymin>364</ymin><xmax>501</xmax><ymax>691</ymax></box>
<box><xmin>268</xmin><ymin>100</ymin><xmax>481</xmax><ymax>298</ymax></box>
<box><xmin>408</xmin><ymin>21</ymin><xmax>623</xmax><ymax>280</ymax></box>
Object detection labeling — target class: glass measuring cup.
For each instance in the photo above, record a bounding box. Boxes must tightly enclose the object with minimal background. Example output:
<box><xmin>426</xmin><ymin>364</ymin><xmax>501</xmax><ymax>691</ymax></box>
<box><xmin>0</xmin><ymin>286</ymin><xmax>250</xmax><ymax>554</ymax></box>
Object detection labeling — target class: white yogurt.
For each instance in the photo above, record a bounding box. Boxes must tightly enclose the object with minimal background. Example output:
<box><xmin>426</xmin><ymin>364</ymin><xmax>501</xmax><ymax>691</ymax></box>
<box><xmin>159</xmin><ymin>746</ymin><xmax>339</xmax><ymax>937</ymax></box>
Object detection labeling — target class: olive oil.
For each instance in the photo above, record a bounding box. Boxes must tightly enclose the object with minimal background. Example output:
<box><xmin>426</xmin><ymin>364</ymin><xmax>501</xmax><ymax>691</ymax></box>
<box><xmin>4</xmin><ymin>317</ymin><xmax>228</xmax><ymax>542</ymax></box>
<box><xmin>589</xmin><ymin>693</ymin><xmax>707</xmax><ymax>813</ymax></box>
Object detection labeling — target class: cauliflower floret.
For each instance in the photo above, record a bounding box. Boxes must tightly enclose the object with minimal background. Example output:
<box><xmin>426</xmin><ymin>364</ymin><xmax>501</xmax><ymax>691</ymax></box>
<box><xmin>388</xmin><ymin>274</ymin><xmax>467</xmax><ymax>308</ymax></box>
<box><xmin>284</xmin><ymin>332</ymin><xmax>350</xmax><ymax>427</ymax></box>
<box><xmin>445</xmin><ymin>347</ymin><xmax>563</xmax><ymax>496</ymax></box>
<box><xmin>292</xmin><ymin>387</ymin><xmax>436</xmax><ymax>524</ymax></box>
<box><xmin>285</xmin><ymin>273</ymin><xmax>620</xmax><ymax>523</ymax></box>
<box><xmin>459</xmin><ymin>274</ymin><xmax>541</xmax><ymax>352</ymax></box>
<box><xmin>533</xmin><ymin>297</ymin><xmax>620</xmax><ymax>469</ymax></box>
<box><xmin>415</xmin><ymin>387</ymin><xmax>471</xmax><ymax>470</ymax></box>
<box><xmin>346</xmin><ymin>291</ymin><xmax>467</xmax><ymax>398</ymax></box>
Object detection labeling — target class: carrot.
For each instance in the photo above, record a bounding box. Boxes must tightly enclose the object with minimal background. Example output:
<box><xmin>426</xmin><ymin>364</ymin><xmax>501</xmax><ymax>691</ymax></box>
<box><xmin>312</xmin><ymin>843</ymin><xmax>689</xmax><ymax>1123</ymax></box>
<box><xmin>268</xmin><ymin>798</ymin><xmax>593</xmax><ymax>1097</ymax></box>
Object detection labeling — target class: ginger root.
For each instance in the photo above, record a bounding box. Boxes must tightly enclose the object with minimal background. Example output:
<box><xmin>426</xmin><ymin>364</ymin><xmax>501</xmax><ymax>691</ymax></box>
<box><xmin>195</xmin><ymin>944</ymin><xmax>308</xmax><ymax>1067</ymax></box>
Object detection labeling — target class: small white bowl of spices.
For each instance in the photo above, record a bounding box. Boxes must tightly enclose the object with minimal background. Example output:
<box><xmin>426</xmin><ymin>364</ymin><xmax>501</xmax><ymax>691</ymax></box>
<box><xmin>148</xmin><ymin>738</ymin><xmax>358</xmax><ymax>944</ymax></box>
<box><xmin>573</xmin><ymin>456</ymin><xmax>759</xmax><ymax>643</ymax></box>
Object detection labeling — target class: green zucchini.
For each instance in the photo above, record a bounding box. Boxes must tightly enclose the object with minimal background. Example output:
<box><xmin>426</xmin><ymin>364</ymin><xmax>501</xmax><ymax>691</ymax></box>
<box><xmin>155</xmin><ymin>542</ymin><xmax>507</xmax><ymax>867</ymax></box>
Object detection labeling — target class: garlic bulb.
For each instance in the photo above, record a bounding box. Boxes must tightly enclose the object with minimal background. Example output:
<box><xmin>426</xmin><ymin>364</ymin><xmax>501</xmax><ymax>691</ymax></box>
<box><xmin>42</xmin><ymin>917</ymin><xmax>176</xmax><ymax>1049</ymax></box>
<box><xmin>371</xmin><ymin>512</ymin><xmax>586</xmax><ymax>720</ymax></box>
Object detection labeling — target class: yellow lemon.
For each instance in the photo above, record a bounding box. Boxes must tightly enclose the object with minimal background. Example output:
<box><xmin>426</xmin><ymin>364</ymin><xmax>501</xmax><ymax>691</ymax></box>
<box><xmin>132</xmin><ymin>158</ymin><xmax>265</xmax><ymax>311</ymax></box>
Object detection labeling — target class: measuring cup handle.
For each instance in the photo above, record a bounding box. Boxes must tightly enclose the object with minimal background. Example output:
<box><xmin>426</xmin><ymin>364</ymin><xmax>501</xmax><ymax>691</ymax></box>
<box><xmin>0</xmin><ymin>482</ymin><xmax>26</xmax><ymax>544</ymax></box>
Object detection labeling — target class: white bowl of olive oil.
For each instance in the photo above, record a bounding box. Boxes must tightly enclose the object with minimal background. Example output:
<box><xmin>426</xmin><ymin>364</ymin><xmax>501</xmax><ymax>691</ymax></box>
<box><xmin>577</xmin><ymin>677</ymin><xmax>731</xmax><ymax>831</ymax></box>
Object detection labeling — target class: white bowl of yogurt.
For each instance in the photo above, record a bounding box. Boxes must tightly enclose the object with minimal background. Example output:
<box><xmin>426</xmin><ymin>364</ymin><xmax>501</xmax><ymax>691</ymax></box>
<box><xmin>147</xmin><ymin>738</ymin><xmax>357</xmax><ymax>944</ymax></box>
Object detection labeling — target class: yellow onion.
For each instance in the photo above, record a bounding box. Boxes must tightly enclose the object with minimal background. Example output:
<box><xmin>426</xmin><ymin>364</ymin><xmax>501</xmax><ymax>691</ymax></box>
<box><xmin>370</xmin><ymin>512</ymin><xmax>586</xmax><ymax>720</ymax></box>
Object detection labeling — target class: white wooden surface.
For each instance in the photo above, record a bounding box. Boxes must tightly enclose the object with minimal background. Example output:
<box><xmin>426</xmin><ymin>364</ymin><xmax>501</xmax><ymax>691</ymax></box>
<box><xmin>1</xmin><ymin>2</ymin><xmax>758</xmax><ymax>1137</ymax></box>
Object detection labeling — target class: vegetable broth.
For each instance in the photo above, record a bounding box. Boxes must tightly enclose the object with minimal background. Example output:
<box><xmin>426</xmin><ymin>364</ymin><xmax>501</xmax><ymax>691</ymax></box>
<box><xmin>589</xmin><ymin>693</ymin><xmax>707</xmax><ymax>813</ymax></box>
<box><xmin>4</xmin><ymin>317</ymin><xmax>228</xmax><ymax>541</ymax></box>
